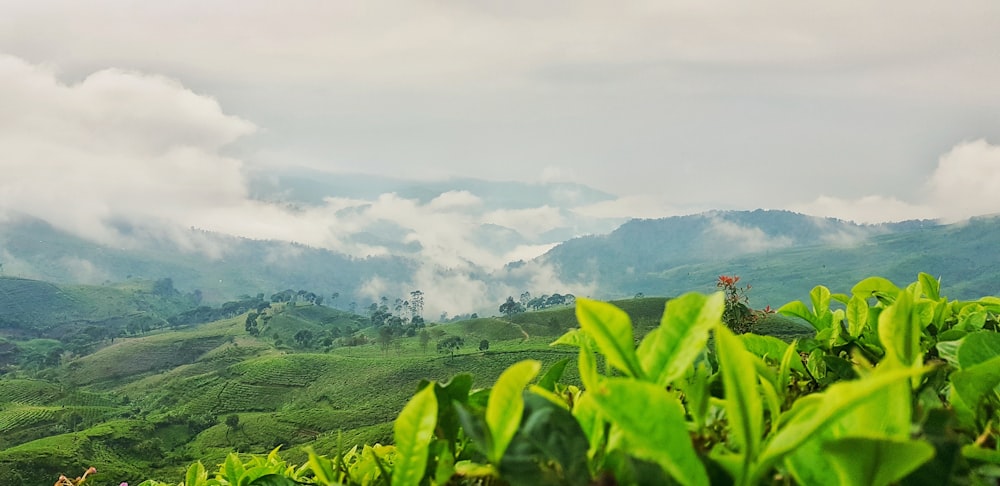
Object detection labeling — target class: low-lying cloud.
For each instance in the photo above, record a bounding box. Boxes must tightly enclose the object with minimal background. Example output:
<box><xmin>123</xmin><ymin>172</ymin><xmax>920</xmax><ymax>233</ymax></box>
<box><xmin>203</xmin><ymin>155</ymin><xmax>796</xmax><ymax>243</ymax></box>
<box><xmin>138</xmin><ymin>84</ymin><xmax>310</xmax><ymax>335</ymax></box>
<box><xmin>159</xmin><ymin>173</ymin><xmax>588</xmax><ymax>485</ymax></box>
<box><xmin>705</xmin><ymin>216</ymin><xmax>794</xmax><ymax>253</ymax></box>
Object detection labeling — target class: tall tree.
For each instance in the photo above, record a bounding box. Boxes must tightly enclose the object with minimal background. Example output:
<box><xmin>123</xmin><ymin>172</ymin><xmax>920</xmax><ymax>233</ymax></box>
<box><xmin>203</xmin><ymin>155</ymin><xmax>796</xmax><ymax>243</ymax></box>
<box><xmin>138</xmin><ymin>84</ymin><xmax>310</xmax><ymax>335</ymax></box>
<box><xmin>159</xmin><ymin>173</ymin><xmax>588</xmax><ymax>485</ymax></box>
<box><xmin>409</xmin><ymin>290</ymin><xmax>425</xmax><ymax>323</ymax></box>
<box><xmin>378</xmin><ymin>326</ymin><xmax>394</xmax><ymax>354</ymax></box>
<box><xmin>519</xmin><ymin>291</ymin><xmax>532</xmax><ymax>307</ymax></box>
<box><xmin>418</xmin><ymin>329</ymin><xmax>431</xmax><ymax>353</ymax></box>
<box><xmin>499</xmin><ymin>296</ymin><xmax>525</xmax><ymax>318</ymax></box>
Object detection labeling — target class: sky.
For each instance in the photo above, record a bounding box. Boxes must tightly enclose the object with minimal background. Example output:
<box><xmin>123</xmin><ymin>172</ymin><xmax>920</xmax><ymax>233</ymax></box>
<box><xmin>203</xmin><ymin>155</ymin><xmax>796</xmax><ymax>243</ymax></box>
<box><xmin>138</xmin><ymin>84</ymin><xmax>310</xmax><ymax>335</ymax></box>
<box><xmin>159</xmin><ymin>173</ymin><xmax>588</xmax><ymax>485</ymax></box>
<box><xmin>2</xmin><ymin>0</ymin><xmax>1000</xmax><ymax>271</ymax></box>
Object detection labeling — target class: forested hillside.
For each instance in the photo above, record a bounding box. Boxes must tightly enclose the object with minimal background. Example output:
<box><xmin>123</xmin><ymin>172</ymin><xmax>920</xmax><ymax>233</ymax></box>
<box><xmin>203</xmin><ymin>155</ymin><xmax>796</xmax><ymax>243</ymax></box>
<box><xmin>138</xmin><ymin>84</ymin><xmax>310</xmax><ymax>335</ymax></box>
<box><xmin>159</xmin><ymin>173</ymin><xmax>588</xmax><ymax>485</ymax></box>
<box><xmin>540</xmin><ymin>210</ymin><xmax>1000</xmax><ymax>305</ymax></box>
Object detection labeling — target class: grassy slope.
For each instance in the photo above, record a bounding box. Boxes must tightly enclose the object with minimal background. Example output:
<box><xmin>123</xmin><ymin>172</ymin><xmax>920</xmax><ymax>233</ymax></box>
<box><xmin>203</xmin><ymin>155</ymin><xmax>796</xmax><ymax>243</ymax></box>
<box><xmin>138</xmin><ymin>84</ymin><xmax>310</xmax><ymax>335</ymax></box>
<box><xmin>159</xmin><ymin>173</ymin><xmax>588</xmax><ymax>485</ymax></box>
<box><xmin>0</xmin><ymin>276</ymin><xmax>194</xmax><ymax>339</ymax></box>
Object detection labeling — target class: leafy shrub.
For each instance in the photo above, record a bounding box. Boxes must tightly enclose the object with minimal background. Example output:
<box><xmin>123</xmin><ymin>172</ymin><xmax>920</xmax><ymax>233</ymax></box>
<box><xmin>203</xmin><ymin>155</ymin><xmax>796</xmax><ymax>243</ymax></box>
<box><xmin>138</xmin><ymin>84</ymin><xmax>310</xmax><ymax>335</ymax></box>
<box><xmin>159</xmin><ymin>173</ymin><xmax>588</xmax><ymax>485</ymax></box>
<box><xmin>717</xmin><ymin>274</ymin><xmax>769</xmax><ymax>334</ymax></box>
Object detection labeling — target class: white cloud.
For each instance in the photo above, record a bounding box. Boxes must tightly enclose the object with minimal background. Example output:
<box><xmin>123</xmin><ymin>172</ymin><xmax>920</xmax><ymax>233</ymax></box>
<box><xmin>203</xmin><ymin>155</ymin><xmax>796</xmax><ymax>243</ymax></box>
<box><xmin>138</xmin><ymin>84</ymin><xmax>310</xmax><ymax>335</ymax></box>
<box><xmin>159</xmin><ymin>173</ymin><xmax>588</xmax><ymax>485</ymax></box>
<box><xmin>483</xmin><ymin>206</ymin><xmax>564</xmax><ymax>239</ymax></box>
<box><xmin>572</xmin><ymin>194</ymin><xmax>695</xmax><ymax>220</ymax></box>
<box><xmin>501</xmin><ymin>243</ymin><xmax>560</xmax><ymax>264</ymax></box>
<box><xmin>928</xmin><ymin>139</ymin><xmax>1000</xmax><ymax>222</ymax></box>
<box><xmin>790</xmin><ymin>195</ymin><xmax>933</xmax><ymax>224</ymax></box>
<box><xmin>792</xmin><ymin>139</ymin><xmax>1000</xmax><ymax>224</ymax></box>
<box><xmin>705</xmin><ymin>217</ymin><xmax>794</xmax><ymax>253</ymax></box>
<box><xmin>426</xmin><ymin>190</ymin><xmax>483</xmax><ymax>211</ymax></box>
<box><xmin>0</xmin><ymin>54</ymin><xmax>255</xmax><ymax>247</ymax></box>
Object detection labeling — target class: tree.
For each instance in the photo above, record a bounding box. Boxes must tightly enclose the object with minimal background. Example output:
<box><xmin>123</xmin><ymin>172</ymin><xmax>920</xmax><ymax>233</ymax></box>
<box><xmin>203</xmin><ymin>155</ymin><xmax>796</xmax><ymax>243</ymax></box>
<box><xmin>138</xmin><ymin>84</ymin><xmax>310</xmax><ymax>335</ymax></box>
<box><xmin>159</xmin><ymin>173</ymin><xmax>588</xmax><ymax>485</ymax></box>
<box><xmin>293</xmin><ymin>329</ymin><xmax>314</xmax><ymax>347</ymax></box>
<box><xmin>245</xmin><ymin>312</ymin><xmax>260</xmax><ymax>336</ymax></box>
<box><xmin>546</xmin><ymin>293</ymin><xmax>567</xmax><ymax>307</ymax></box>
<box><xmin>437</xmin><ymin>336</ymin><xmax>464</xmax><ymax>360</ymax></box>
<box><xmin>370</xmin><ymin>301</ymin><xmax>391</xmax><ymax>327</ymax></box>
<box><xmin>378</xmin><ymin>325</ymin><xmax>394</xmax><ymax>353</ymax></box>
<box><xmin>418</xmin><ymin>329</ymin><xmax>431</xmax><ymax>353</ymax></box>
<box><xmin>519</xmin><ymin>291</ymin><xmax>532</xmax><ymax>307</ymax></box>
<box><xmin>225</xmin><ymin>414</ymin><xmax>241</xmax><ymax>442</ymax></box>
<box><xmin>499</xmin><ymin>296</ymin><xmax>525</xmax><ymax>318</ymax></box>
<box><xmin>153</xmin><ymin>277</ymin><xmax>177</xmax><ymax>297</ymax></box>
<box><xmin>409</xmin><ymin>290</ymin><xmax>425</xmax><ymax>323</ymax></box>
<box><xmin>479</xmin><ymin>339</ymin><xmax>489</xmax><ymax>352</ymax></box>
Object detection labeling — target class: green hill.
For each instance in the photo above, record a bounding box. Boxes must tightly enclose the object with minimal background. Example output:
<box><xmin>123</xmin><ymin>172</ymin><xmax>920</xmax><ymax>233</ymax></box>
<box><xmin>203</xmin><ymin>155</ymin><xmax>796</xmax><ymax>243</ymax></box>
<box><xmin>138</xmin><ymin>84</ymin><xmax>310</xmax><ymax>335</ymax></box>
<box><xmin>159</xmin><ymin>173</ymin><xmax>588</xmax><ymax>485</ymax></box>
<box><xmin>1</xmin><ymin>293</ymin><xmax>725</xmax><ymax>486</ymax></box>
<box><xmin>0</xmin><ymin>276</ymin><xmax>195</xmax><ymax>333</ymax></box>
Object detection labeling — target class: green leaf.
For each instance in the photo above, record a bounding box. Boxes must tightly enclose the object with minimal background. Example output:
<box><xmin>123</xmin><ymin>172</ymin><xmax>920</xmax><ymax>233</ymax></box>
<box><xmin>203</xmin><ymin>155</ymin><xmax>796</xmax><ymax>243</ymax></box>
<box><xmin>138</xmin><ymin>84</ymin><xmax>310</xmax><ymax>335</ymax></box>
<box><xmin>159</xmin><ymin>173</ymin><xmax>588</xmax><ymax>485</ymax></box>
<box><xmin>637</xmin><ymin>292</ymin><xmax>722</xmax><ymax>386</ymax></box>
<box><xmin>806</xmin><ymin>349</ymin><xmax>827</xmax><ymax>382</ymax></box>
<box><xmin>759</xmin><ymin>378</ymin><xmax>782</xmax><ymax>435</ymax></box>
<box><xmin>392</xmin><ymin>383</ymin><xmax>438</xmax><ymax>486</ymax></box>
<box><xmin>810</xmin><ymin>286</ymin><xmax>831</xmax><ymax>316</ymax></box>
<box><xmin>677</xmin><ymin>362</ymin><xmax>712</xmax><ymax>430</ymax></box>
<box><xmin>918</xmin><ymin>272</ymin><xmax>941</xmax><ymax>300</ymax></box>
<box><xmin>977</xmin><ymin>296</ymin><xmax>1000</xmax><ymax>313</ymax></box>
<box><xmin>576</xmin><ymin>298</ymin><xmax>645</xmax><ymax>378</ymax></box>
<box><xmin>878</xmin><ymin>291</ymin><xmax>921</xmax><ymax>370</ymax></box>
<box><xmin>551</xmin><ymin>328</ymin><xmax>588</xmax><ymax>348</ymax></box>
<box><xmin>852</xmin><ymin>276</ymin><xmax>901</xmax><ymax>300</ymax></box>
<box><xmin>537</xmin><ymin>358</ymin><xmax>570</xmax><ymax>392</ymax></box>
<box><xmin>822</xmin><ymin>437</ymin><xmax>935</xmax><ymax>486</ymax></box>
<box><xmin>246</xmin><ymin>475</ymin><xmax>298</xmax><ymax>486</ymax></box>
<box><xmin>430</xmin><ymin>373</ymin><xmax>473</xmax><ymax>453</ymax></box>
<box><xmin>486</xmin><ymin>360</ymin><xmax>542</xmax><ymax>464</ymax></box>
<box><xmin>499</xmin><ymin>392</ymin><xmax>591</xmax><ymax>486</ymax></box>
<box><xmin>950</xmin><ymin>355</ymin><xmax>1000</xmax><ymax>411</ymax></box>
<box><xmin>716</xmin><ymin>325</ymin><xmax>764</xmax><ymax>484</ymax></box>
<box><xmin>186</xmin><ymin>462</ymin><xmax>207</xmax><ymax>486</ymax></box>
<box><xmin>590</xmin><ymin>378</ymin><xmax>709</xmax><ymax>486</ymax></box>
<box><xmin>577</xmin><ymin>338</ymin><xmax>600</xmax><ymax>392</ymax></box>
<box><xmin>222</xmin><ymin>453</ymin><xmax>245</xmax><ymax>483</ymax></box>
<box><xmin>957</xmin><ymin>331</ymin><xmax>1000</xmax><ymax>369</ymax></box>
<box><xmin>935</xmin><ymin>339</ymin><xmax>962</xmax><ymax>367</ymax></box>
<box><xmin>741</xmin><ymin>333</ymin><xmax>805</xmax><ymax>373</ymax></box>
<box><xmin>846</xmin><ymin>295</ymin><xmax>869</xmax><ymax>338</ymax></box>
<box><xmin>958</xmin><ymin>311</ymin><xmax>988</xmax><ymax>331</ymax></box>
<box><xmin>571</xmin><ymin>392</ymin><xmax>605</xmax><ymax>462</ymax></box>
<box><xmin>778</xmin><ymin>339</ymin><xmax>800</xmax><ymax>396</ymax></box>
<box><xmin>756</xmin><ymin>365</ymin><xmax>929</xmax><ymax>478</ymax></box>
<box><xmin>962</xmin><ymin>444</ymin><xmax>1000</xmax><ymax>464</ymax></box>
<box><xmin>453</xmin><ymin>461</ymin><xmax>497</xmax><ymax>478</ymax></box>
<box><xmin>306</xmin><ymin>449</ymin><xmax>337</xmax><ymax>485</ymax></box>
<box><xmin>433</xmin><ymin>440</ymin><xmax>456</xmax><ymax>484</ymax></box>
<box><xmin>778</xmin><ymin>301</ymin><xmax>827</xmax><ymax>330</ymax></box>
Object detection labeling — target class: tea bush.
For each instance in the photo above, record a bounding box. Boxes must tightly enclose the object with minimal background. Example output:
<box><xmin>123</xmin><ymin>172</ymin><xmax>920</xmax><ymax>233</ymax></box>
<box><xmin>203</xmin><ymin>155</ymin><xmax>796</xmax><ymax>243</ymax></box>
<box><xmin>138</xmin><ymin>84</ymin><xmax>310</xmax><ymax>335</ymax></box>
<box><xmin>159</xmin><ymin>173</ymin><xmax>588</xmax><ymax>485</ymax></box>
<box><xmin>103</xmin><ymin>274</ymin><xmax>1000</xmax><ymax>484</ymax></box>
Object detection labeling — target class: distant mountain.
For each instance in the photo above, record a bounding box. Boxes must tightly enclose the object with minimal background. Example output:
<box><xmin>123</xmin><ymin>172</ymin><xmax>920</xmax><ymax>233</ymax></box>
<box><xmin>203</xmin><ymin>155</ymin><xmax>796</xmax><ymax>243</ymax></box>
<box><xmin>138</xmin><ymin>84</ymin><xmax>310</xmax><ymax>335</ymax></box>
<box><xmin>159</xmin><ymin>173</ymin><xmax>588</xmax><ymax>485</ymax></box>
<box><xmin>539</xmin><ymin>209</ymin><xmax>1000</xmax><ymax>306</ymax></box>
<box><xmin>540</xmin><ymin>209</ymin><xmax>920</xmax><ymax>283</ymax></box>
<box><xmin>247</xmin><ymin>168</ymin><xmax>618</xmax><ymax>209</ymax></box>
<box><xmin>0</xmin><ymin>215</ymin><xmax>414</xmax><ymax>304</ymax></box>
<box><xmin>6</xmin><ymin>205</ymin><xmax>1000</xmax><ymax>317</ymax></box>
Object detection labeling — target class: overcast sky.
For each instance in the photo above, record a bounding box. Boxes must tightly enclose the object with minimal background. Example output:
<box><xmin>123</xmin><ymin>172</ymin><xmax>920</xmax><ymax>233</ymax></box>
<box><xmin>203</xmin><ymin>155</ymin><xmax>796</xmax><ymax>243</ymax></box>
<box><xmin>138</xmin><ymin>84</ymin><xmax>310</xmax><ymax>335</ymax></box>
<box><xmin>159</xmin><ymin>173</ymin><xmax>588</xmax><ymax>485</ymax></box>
<box><xmin>2</xmin><ymin>0</ymin><xmax>1000</xmax><ymax>249</ymax></box>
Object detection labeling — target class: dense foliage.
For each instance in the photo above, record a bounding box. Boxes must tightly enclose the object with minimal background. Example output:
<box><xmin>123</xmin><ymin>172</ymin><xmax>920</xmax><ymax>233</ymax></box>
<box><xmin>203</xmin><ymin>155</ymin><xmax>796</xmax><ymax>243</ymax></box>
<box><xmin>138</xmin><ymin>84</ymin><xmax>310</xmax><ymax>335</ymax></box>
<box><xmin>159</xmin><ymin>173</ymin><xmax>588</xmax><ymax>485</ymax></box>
<box><xmin>112</xmin><ymin>273</ymin><xmax>1000</xmax><ymax>485</ymax></box>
